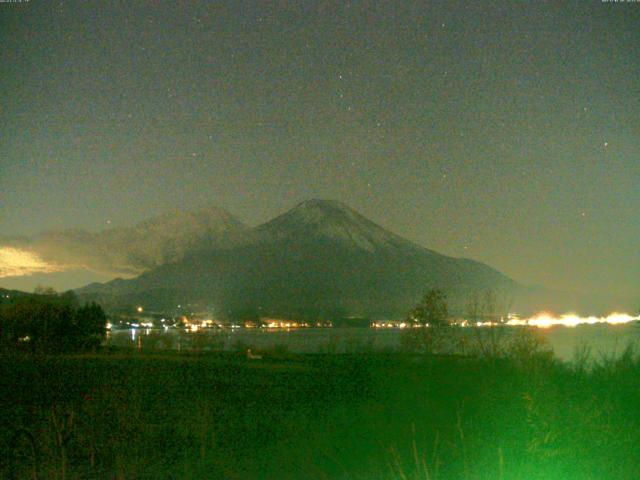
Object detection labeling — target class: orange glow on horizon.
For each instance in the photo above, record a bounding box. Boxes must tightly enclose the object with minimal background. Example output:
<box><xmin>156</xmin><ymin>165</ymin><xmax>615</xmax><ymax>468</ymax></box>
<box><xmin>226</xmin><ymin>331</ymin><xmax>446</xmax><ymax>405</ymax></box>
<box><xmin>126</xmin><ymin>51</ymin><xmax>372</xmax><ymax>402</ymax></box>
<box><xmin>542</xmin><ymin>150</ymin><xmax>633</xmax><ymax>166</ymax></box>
<box><xmin>0</xmin><ymin>246</ymin><xmax>66</xmax><ymax>278</ymax></box>
<box><xmin>505</xmin><ymin>312</ymin><xmax>640</xmax><ymax>329</ymax></box>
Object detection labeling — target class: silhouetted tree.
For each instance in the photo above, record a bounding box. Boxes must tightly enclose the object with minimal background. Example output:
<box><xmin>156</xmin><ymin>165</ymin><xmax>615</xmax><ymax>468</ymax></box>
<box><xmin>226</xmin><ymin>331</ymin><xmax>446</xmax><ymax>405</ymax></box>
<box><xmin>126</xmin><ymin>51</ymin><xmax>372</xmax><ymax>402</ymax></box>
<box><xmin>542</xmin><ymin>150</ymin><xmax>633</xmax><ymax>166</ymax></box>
<box><xmin>408</xmin><ymin>289</ymin><xmax>449</xmax><ymax>327</ymax></box>
<box><xmin>465</xmin><ymin>291</ymin><xmax>482</xmax><ymax>324</ymax></box>
<box><xmin>74</xmin><ymin>302</ymin><xmax>107</xmax><ymax>351</ymax></box>
<box><xmin>401</xmin><ymin>289</ymin><xmax>451</xmax><ymax>354</ymax></box>
<box><xmin>34</xmin><ymin>285</ymin><xmax>57</xmax><ymax>296</ymax></box>
<box><xmin>0</xmin><ymin>293</ymin><xmax>107</xmax><ymax>353</ymax></box>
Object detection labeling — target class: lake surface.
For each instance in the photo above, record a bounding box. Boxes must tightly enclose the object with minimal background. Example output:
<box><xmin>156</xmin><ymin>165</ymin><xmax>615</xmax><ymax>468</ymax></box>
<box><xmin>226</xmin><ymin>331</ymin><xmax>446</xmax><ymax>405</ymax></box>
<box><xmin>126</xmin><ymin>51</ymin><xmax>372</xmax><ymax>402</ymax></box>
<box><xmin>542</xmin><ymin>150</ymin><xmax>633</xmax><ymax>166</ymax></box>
<box><xmin>106</xmin><ymin>323</ymin><xmax>640</xmax><ymax>362</ymax></box>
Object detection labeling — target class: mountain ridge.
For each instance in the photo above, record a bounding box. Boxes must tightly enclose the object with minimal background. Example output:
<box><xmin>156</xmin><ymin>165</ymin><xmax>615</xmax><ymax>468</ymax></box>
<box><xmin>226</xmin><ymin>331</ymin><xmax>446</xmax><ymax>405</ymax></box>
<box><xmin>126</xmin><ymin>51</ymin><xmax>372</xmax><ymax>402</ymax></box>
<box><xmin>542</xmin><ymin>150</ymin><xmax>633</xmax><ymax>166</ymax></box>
<box><xmin>77</xmin><ymin>199</ymin><xmax>518</xmax><ymax>318</ymax></box>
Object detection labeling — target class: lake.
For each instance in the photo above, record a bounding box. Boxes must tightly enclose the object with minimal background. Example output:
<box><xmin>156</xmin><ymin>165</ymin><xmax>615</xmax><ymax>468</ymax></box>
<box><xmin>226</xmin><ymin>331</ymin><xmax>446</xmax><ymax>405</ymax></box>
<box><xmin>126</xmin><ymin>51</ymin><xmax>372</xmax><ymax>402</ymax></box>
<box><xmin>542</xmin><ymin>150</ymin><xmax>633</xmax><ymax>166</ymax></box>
<box><xmin>106</xmin><ymin>323</ymin><xmax>640</xmax><ymax>362</ymax></box>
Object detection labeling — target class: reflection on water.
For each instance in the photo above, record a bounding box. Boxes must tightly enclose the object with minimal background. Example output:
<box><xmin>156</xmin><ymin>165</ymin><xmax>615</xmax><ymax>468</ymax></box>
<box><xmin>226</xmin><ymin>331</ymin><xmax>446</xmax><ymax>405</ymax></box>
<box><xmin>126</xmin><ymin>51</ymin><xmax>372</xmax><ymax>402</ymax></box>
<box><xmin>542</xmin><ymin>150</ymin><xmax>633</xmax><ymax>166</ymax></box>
<box><xmin>106</xmin><ymin>323</ymin><xmax>640</xmax><ymax>361</ymax></box>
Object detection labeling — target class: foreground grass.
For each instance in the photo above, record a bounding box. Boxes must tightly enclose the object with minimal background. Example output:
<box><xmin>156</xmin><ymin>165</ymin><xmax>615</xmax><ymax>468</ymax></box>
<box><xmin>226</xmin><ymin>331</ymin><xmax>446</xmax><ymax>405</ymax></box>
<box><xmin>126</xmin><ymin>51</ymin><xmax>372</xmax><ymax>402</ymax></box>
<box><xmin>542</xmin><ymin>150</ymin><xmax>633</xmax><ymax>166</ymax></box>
<box><xmin>1</xmin><ymin>348</ymin><xmax>640</xmax><ymax>479</ymax></box>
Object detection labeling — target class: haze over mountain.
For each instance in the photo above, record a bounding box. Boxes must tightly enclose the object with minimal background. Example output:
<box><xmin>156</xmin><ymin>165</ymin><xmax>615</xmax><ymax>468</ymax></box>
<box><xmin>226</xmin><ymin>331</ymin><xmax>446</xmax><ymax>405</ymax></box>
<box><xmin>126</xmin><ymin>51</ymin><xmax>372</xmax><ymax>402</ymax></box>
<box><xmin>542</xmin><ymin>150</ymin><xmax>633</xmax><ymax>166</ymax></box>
<box><xmin>0</xmin><ymin>207</ymin><xmax>246</xmax><ymax>287</ymax></box>
<box><xmin>78</xmin><ymin>199</ymin><xmax>520</xmax><ymax>318</ymax></box>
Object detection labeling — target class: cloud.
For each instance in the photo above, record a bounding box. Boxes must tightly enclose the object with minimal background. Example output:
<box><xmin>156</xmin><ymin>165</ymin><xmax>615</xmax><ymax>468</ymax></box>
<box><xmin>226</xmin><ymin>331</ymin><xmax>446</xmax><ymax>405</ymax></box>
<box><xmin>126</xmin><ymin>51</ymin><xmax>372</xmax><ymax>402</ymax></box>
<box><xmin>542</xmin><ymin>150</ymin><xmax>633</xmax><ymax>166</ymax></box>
<box><xmin>0</xmin><ymin>206</ymin><xmax>247</xmax><ymax>281</ymax></box>
<box><xmin>0</xmin><ymin>247</ymin><xmax>69</xmax><ymax>278</ymax></box>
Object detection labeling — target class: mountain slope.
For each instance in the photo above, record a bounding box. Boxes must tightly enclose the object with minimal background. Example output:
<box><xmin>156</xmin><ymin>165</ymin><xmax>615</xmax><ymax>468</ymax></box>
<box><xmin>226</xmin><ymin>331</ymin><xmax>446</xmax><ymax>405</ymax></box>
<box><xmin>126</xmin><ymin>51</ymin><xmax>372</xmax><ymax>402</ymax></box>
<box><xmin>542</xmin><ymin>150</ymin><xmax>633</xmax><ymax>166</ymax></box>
<box><xmin>78</xmin><ymin>200</ymin><xmax>516</xmax><ymax>318</ymax></box>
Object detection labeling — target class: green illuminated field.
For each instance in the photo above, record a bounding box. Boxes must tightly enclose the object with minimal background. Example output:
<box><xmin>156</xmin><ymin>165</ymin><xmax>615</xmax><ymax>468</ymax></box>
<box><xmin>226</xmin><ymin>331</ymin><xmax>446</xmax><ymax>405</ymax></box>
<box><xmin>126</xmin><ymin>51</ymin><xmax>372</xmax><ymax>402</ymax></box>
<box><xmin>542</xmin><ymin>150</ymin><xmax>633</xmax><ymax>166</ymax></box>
<box><xmin>2</xmin><ymin>349</ymin><xmax>640</xmax><ymax>479</ymax></box>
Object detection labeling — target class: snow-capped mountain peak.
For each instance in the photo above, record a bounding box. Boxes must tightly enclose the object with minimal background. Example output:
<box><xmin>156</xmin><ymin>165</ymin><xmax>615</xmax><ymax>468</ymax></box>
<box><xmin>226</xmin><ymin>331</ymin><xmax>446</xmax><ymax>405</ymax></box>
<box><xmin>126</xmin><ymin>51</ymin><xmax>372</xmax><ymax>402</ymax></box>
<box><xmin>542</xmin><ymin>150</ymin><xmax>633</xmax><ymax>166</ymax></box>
<box><xmin>255</xmin><ymin>199</ymin><xmax>415</xmax><ymax>252</ymax></box>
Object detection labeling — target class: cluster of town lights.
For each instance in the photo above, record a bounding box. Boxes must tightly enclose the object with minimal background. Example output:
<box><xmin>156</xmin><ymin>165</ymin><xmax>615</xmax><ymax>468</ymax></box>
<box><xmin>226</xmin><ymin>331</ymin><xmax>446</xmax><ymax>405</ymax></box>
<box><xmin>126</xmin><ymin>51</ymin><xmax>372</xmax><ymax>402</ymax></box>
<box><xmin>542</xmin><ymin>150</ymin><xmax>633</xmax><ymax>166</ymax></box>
<box><xmin>372</xmin><ymin>313</ymin><xmax>640</xmax><ymax>329</ymax></box>
<box><xmin>119</xmin><ymin>309</ymin><xmax>639</xmax><ymax>331</ymax></box>
<box><xmin>502</xmin><ymin>312</ymin><xmax>640</xmax><ymax>329</ymax></box>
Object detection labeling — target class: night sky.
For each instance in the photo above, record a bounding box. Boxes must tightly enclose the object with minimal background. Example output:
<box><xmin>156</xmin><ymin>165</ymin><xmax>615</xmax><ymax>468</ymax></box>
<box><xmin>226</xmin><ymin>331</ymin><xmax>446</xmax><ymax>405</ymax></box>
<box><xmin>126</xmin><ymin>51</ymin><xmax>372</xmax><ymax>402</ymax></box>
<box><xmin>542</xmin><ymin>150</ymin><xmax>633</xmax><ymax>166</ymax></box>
<box><xmin>1</xmin><ymin>1</ymin><xmax>638</xmax><ymax>299</ymax></box>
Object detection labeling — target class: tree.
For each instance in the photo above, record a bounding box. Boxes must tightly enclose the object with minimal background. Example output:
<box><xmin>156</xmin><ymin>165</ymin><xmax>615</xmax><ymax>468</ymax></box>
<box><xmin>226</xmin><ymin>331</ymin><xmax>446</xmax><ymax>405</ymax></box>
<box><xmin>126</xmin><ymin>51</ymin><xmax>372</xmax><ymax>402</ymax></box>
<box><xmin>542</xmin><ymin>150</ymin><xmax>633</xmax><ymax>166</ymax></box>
<box><xmin>34</xmin><ymin>285</ymin><xmax>58</xmax><ymax>296</ymax></box>
<box><xmin>465</xmin><ymin>289</ymin><xmax>516</xmax><ymax>358</ymax></box>
<box><xmin>0</xmin><ymin>293</ymin><xmax>107</xmax><ymax>353</ymax></box>
<box><xmin>401</xmin><ymin>289</ymin><xmax>451</xmax><ymax>354</ymax></box>
<box><xmin>465</xmin><ymin>291</ymin><xmax>482</xmax><ymax>324</ymax></box>
<box><xmin>74</xmin><ymin>302</ymin><xmax>107</xmax><ymax>351</ymax></box>
<box><xmin>408</xmin><ymin>289</ymin><xmax>449</xmax><ymax>327</ymax></box>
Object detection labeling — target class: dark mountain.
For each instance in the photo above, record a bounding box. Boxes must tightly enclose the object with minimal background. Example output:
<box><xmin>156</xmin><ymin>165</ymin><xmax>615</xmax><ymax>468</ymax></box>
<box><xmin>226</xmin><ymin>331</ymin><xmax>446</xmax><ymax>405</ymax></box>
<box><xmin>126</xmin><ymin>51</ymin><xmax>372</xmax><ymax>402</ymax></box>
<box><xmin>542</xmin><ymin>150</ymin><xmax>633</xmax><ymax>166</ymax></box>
<box><xmin>77</xmin><ymin>200</ymin><xmax>518</xmax><ymax>318</ymax></box>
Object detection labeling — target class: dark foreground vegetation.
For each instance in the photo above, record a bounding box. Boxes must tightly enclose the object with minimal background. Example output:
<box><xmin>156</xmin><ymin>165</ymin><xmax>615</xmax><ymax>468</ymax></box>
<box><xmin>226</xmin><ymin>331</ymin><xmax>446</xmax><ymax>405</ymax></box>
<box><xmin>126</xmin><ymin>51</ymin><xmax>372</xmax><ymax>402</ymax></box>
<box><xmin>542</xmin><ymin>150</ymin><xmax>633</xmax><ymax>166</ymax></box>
<box><xmin>0</xmin><ymin>289</ymin><xmax>106</xmax><ymax>354</ymax></box>
<box><xmin>2</xmin><ymin>343</ymin><xmax>640</xmax><ymax>480</ymax></box>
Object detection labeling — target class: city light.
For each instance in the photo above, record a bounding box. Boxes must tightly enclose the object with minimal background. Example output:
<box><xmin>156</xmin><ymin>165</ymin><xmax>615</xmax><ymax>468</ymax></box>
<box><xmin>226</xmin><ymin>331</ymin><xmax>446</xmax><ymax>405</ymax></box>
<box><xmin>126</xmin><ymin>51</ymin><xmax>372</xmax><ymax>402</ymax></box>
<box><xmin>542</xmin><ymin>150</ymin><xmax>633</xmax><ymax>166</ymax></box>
<box><xmin>370</xmin><ymin>313</ymin><xmax>640</xmax><ymax>329</ymax></box>
<box><xmin>506</xmin><ymin>312</ymin><xmax>640</xmax><ymax>329</ymax></box>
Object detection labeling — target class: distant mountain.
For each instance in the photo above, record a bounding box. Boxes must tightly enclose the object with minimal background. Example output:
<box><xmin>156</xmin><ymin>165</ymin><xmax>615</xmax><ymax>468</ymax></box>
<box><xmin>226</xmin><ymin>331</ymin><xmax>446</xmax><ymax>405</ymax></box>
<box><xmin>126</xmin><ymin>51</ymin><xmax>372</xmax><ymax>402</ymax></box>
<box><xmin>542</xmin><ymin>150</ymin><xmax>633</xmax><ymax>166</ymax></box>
<box><xmin>2</xmin><ymin>207</ymin><xmax>248</xmax><ymax>278</ymax></box>
<box><xmin>77</xmin><ymin>200</ymin><xmax>518</xmax><ymax>318</ymax></box>
<box><xmin>0</xmin><ymin>287</ymin><xmax>36</xmax><ymax>305</ymax></box>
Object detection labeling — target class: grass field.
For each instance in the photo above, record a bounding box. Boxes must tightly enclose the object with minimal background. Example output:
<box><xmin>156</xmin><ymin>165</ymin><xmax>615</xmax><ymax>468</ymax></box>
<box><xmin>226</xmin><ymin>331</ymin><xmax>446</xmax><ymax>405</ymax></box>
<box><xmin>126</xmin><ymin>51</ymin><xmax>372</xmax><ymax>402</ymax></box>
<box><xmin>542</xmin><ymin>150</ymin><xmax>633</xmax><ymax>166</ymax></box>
<box><xmin>2</xmin><ymin>344</ymin><xmax>640</xmax><ymax>479</ymax></box>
